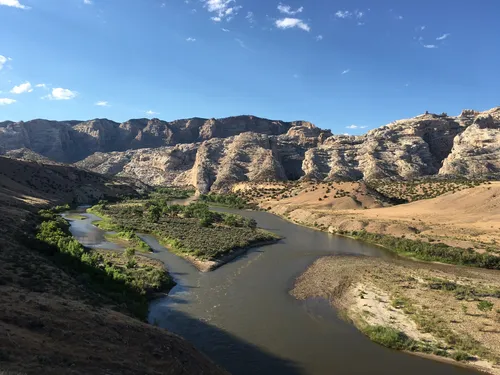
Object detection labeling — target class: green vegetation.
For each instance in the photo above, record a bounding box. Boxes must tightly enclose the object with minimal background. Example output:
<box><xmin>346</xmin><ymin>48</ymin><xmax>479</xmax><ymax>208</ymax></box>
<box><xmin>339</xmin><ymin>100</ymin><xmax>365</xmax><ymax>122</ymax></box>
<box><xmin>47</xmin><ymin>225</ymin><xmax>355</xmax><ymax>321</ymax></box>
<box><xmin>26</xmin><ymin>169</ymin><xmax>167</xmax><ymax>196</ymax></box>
<box><xmin>65</xmin><ymin>213</ymin><xmax>86</xmax><ymax>220</ymax></box>
<box><xmin>89</xmin><ymin>199</ymin><xmax>278</xmax><ymax>261</ymax></box>
<box><xmin>104</xmin><ymin>230</ymin><xmax>152</xmax><ymax>253</ymax></box>
<box><xmin>477</xmin><ymin>300</ymin><xmax>494</xmax><ymax>313</ymax></box>
<box><xmin>361</xmin><ymin>325</ymin><xmax>418</xmax><ymax>351</ymax></box>
<box><xmin>148</xmin><ymin>186</ymin><xmax>195</xmax><ymax>203</ymax></box>
<box><xmin>35</xmin><ymin>207</ymin><xmax>174</xmax><ymax>319</ymax></box>
<box><xmin>388</xmin><ymin>295</ymin><xmax>495</xmax><ymax>363</ymax></box>
<box><xmin>427</xmin><ymin>279</ymin><xmax>500</xmax><ymax>300</ymax></box>
<box><xmin>337</xmin><ymin>229</ymin><xmax>500</xmax><ymax>270</ymax></box>
<box><xmin>199</xmin><ymin>193</ymin><xmax>253</xmax><ymax>209</ymax></box>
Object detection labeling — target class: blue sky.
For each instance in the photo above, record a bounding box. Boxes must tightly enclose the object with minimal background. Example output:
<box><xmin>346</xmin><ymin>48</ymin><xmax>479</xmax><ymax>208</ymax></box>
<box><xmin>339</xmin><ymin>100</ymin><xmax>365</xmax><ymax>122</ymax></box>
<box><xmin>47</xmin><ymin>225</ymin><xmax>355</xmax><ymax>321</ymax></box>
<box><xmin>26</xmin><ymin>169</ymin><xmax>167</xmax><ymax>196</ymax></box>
<box><xmin>1</xmin><ymin>0</ymin><xmax>499</xmax><ymax>134</ymax></box>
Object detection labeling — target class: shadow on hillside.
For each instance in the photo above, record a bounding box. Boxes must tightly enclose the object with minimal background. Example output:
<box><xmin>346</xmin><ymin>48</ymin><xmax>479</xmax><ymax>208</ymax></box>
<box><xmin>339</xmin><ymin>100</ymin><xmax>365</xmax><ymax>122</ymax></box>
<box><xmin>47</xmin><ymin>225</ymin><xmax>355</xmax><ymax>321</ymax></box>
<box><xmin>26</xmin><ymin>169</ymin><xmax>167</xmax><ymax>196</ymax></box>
<box><xmin>150</xmin><ymin>306</ymin><xmax>303</xmax><ymax>375</ymax></box>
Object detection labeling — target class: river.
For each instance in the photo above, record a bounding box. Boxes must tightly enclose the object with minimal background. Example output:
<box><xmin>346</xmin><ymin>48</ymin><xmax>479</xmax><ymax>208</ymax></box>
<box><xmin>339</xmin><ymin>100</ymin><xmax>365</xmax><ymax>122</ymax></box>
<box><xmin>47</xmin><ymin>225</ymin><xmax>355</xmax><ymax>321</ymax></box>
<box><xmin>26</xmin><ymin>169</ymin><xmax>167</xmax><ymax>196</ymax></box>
<box><xmin>66</xmin><ymin>207</ymin><xmax>477</xmax><ymax>375</ymax></box>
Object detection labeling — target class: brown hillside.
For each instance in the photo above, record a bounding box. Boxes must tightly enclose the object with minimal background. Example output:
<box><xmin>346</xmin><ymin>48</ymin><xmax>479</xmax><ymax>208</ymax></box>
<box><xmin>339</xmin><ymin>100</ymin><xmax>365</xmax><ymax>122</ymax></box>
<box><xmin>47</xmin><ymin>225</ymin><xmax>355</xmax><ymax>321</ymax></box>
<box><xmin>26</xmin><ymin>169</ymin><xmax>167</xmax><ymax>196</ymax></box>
<box><xmin>0</xmin><ymin>157</ymin><xmax>227</xmax><ymax>375</ymax></box>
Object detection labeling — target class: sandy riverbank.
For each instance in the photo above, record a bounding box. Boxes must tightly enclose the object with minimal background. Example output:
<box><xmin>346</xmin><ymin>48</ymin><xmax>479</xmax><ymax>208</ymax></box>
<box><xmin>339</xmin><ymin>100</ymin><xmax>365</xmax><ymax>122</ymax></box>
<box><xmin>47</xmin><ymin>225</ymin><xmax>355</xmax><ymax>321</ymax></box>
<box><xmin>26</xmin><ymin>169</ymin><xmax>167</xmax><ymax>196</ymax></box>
<box><xmin>291</xmin><ymin>256</ymin><xmax>500</xmax><ymax>374</ymax></box>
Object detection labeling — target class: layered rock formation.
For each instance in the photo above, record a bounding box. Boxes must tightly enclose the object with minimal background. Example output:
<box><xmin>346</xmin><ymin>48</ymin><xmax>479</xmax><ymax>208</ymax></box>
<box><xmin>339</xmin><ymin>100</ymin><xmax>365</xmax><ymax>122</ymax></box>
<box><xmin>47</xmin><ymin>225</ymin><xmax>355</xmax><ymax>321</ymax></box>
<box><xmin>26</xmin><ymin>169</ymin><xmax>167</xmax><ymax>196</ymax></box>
<box><xmin>2</xmin><ymin>109</ymin><xmax>499</xmax><ymax>192</ymax></box>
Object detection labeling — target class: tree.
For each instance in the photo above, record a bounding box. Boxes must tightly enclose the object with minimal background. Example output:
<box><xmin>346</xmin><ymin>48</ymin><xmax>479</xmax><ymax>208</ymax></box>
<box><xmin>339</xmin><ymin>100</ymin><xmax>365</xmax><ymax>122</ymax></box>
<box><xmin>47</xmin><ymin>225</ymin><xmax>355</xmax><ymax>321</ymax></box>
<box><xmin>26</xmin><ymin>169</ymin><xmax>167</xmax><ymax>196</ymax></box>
<box><xmin>148</xmin><ymin>205</ymin><xmax>162</xmax><ymax>223</ymax></box>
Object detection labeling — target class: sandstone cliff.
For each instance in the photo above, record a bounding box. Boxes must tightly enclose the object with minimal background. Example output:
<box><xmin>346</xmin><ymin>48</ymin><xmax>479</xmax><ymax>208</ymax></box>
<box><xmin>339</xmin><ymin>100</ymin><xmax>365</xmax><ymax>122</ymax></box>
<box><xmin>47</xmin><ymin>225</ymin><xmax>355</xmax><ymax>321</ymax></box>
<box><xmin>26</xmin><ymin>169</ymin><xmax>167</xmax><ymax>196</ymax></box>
<box><xmin>2</xmin><ymin>109</ymin><xmax>499</xmax><ymax>192</ymax></box>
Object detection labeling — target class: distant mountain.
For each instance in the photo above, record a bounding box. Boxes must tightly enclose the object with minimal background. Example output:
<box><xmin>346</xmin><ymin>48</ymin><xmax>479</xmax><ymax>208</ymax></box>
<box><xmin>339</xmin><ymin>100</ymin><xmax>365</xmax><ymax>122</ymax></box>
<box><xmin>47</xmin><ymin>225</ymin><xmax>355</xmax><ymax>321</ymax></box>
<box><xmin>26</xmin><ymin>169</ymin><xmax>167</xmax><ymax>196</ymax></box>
<box><xmin>1</xmin><ymin>110</ymin><xmax>499</xmax><ymax>192</ymax></box>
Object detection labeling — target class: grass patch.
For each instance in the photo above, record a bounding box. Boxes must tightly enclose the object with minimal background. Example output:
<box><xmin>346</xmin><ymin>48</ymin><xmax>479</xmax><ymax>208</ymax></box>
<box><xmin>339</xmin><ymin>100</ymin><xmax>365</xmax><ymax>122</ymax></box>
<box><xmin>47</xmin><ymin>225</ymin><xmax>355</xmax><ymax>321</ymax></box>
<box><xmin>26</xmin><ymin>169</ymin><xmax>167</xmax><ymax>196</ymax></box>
<box><xmin>65</xmin><ymin>213</ymin><xmax>86</xmax><ymax>220</ymax></box>
<box><xmin>361</xmin><ymin>325</ymin><xmax>418</xmax><ymax>351</ymax></box>
<box><xmin>104</xmin><ymin>231</ymin><xmax>152</xmax><ymax>253</ymax></box>
<box><xmin>427</xmin><ymin>278</ymin><xmax>500</xmax><ymax>300</ymax></box>
<box><xmin>340</xmin><ymin>230</ymin><xmax>500</xmax><ymax>270</ymax></box>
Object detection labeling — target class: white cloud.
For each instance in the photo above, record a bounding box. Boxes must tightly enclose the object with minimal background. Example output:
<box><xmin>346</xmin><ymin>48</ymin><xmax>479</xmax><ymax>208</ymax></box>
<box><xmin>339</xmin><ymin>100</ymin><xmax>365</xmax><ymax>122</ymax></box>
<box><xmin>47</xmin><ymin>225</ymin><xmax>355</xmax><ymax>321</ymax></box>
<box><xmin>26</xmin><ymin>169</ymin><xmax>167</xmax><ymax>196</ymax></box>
<box><xmin>222</xmin><ymin>28</ymin><xmax>230</xmax><ymax>32</ymax></box>
<box><xmin>0</xmin><ymin>98</ymin><xmax>16</xmax><ymax>105</ymax></box>
<box><xmin>204</xmin><ymin>0</ymin><xmax>241</xmax><ymax>22</ymax></box>
<box><xmin>341</xmin><ymin>69</ymin><xmax>350</xmax><ymax>74</ymax></box>
<box><xmin>0</xmin><ymin>55</ymin><xmax>10</xmax><ymax>70</ymax></box>
<box><xmin>146</xmin><ymin>110</ymin><xmax>159</xmax><ymax>116</ymax></box>
<box><xmin>10</xmin><ymin>82</ymin><xmax>33</xmax><ymax>94</ymax></box>
<box><xmin>44</xmin><ymin>88</ymin><xmax>78</xmax><ymax>100</ymax></box>
<box><xmin>360</xmin><ymin>126</ymin><xmax>367</xmax><ymax>129</ymax></box>
<box><xmin>277</xmin><ymin>3</ymin><xmax>303</xmax><ymax>15</ymax></box>
<box><xmin>35</xmin><ymin>83</ymin><xmax>47</xmax><ymax>88</ymax></box>
<box><xmin>335</xmin><ymin>10</ymin><xmax>351</xmax><ymax>18</ymax></box>
<box><xmin>346</xmin><ymin>125</ymin><xmax>358</xmax><ymax>129</ymax></box>
<box><xmin>423</xmin><ymin>44</ymin><xmax>438</xmax><ymax>49</ymax></box>
<box><xmin>419</xmin><ymin>25</ymin><xmax>426</xmax><ymax>31</ymax></box>
<box><xmin>335</xmin><ymin>10</ymin><xmax>363</xmax><ymax>19</ymax></box>
<box><xmin>275</xmin><ymin>17</ymin><xmax>310</xmax><ymax>32</ymax></box>
<box><xmin>0</xmin><ymin>0</ymin><xmax>30</xmax><ymax>9</ymax></box>
<box><xmin>246</xmin><ymin>11</ymin><xmax>254</xmax><ymax>23</ymax></box>
<box><xmin>95</xmin><ymin>101</ymin><xmax>109</xmax><ymax>107</ymax></box>
<box><xmin>186</xmin><ymin>37</ymin><xmax>196</xmax><ymax>42</ymax></box>
<box><xmin>436</xmin><ymin>33</ymin><xmax>450</xmax><ymax>40</ymax></box>
<box><xmin>83</xmin><ymin>0</ymin><xmax>92</xmax><ymax>4</ymax></box>
<box><xmin>315</xmin><ymin>34</ymin><xmax>323</xmax><ymax>41</ymax></box>
<box><xmin>397</xmin><ymin>15</ymin><xmax>403</xmax><ymax>20</ymax></box>
<box><xmin>343</xmin><ymin>133</ymin><xmax>350</xmax><ymax>136</ymax></box>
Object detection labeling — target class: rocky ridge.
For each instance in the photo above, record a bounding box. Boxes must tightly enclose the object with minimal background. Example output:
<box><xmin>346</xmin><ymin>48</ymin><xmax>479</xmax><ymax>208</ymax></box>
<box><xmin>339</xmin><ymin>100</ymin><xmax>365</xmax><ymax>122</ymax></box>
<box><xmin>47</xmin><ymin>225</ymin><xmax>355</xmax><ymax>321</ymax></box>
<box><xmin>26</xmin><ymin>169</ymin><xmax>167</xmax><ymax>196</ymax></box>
<box><xmin>1</xmin><ymin>109</ymin><xmax>499</xmax><ymax>192</ymax></box>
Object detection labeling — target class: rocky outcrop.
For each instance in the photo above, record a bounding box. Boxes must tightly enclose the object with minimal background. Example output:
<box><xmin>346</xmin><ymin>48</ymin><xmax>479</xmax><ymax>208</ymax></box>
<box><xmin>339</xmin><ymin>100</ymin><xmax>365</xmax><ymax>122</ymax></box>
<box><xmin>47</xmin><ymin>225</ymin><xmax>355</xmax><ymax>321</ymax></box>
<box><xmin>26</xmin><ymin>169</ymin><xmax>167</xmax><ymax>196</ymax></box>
<box><xmin>3</xmin><ymin>108</ymin><xmax>500</xmax><ymax>191</ymax></box>
<box><xmin>440</xmin><ymin>109</ymin><xmax>500</xmax><ymax>177</ymax></box>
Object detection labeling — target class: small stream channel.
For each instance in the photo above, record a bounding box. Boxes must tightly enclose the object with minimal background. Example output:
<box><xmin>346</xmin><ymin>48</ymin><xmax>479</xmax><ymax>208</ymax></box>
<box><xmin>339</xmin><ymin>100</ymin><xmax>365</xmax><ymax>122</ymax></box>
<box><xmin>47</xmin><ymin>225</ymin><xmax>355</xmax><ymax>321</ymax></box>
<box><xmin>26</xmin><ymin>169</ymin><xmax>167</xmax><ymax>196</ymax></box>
<box><xmin>65</xmin><ymin>207</ymin><xmax>478</xmax><ymax>375</ymax></box>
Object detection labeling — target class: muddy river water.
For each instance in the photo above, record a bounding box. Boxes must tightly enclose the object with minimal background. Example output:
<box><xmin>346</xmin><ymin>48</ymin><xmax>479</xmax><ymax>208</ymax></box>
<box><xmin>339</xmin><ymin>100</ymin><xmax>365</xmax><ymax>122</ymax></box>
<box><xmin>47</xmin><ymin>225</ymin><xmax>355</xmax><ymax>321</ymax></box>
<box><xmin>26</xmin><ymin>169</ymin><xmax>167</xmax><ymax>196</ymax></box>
<box><xmin>66</xmin><ymin>207</ymin><xmax>477</xmax><ymax>375</ymax></box>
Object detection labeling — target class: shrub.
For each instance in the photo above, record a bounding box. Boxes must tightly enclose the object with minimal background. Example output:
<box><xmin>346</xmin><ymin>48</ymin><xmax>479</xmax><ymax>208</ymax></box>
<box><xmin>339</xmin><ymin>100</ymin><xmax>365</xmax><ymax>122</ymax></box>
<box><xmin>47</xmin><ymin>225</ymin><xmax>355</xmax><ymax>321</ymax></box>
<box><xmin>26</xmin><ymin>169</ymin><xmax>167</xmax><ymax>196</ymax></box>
<box><xmin>477</xmin><ymin>300</ymin><xmax>494</xmax><ymax>312</ymax></box>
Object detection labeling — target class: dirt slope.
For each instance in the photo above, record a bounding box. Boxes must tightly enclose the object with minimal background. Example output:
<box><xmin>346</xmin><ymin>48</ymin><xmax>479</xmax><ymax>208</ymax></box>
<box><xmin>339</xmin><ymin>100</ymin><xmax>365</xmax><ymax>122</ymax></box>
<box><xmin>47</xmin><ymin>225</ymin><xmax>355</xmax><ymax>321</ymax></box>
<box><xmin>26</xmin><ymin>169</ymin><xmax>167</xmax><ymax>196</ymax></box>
<box><xmin>0</xmin><ymin>157</ymin><xmax>227</xmax><ymax>375</ymax></box>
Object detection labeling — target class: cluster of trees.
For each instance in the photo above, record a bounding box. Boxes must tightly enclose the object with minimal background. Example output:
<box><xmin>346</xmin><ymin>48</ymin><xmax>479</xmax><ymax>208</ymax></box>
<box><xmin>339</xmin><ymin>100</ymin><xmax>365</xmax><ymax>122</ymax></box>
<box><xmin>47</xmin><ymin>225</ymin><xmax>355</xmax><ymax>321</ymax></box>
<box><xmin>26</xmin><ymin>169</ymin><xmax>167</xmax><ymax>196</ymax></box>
<box><xmin>199</xmin><ymin>193</ymin><xmax>252</xmax><ymax>209</ymax></box>
<box><xmin>145</xmin><ymin>201</ymin><xmax>258</xmax><ymax>229</ymax></box>
<box><xmin>344</xmin><ymin>230</ymin><xmax>500</xmax><ymax>270</ymax></box>
<box><xmin>35</xmin><ymin>206</ymin><xmax>173</xmax><ymax>319</ymax></box>
<box><xmin>91</xmin><ymin>201</ymin><xmax>276</xmax><ymax>260</ymax></box>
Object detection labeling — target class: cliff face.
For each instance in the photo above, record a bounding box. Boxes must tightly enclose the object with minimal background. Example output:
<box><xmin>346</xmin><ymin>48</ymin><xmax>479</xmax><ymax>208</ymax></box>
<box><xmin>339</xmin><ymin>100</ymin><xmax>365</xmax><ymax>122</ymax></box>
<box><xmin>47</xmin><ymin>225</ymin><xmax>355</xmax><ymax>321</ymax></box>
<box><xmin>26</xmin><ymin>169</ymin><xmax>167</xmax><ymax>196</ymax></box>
<box><xmin>2</xmin><ymin>109</ymin><xmax>500</xmax><ymax>192</ymax></box>
<box><xmin>0</xmin><ymin>116</ymin><xmax>309</xmax><ymax>163</ymax></box>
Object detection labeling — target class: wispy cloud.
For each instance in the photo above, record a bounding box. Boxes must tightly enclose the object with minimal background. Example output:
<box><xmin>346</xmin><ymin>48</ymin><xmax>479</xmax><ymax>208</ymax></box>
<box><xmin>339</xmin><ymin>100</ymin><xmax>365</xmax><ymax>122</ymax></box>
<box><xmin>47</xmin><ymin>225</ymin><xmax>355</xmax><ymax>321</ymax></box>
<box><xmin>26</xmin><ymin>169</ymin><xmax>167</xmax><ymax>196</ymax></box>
<box><xmin>341</xmin><ymin>69</ymin><xmax>350</xmax><ymax>74</ymax></box>
<box><xmin>397</xmin><ymin>15</ymin><xmax>403</xmax><ymax>20</ymax></box>
<box><xmin>346</xmin><ymin>125</ymin><xmax>358</xmax><ymax>129</ymax></box>
<box><xmin>277</xmin><ymin>3</ymin><xmax>303</xmax><ymax>16</ymax></box>
<box><xmin>146</xmin><ymin>110</ymin><xmax>159</xmax><ymax>116</ymax></box>
<box><xmin>335</xmin><ymin>10</ymin><xmax>364</xmax><ymax>19</ymax></box>
<box><xmin>293</xmin><ymin>73</ymin><xmax>299</xmax><ymax>79</ymax></box>
<box><xmin>0</xmin><ymin>98</ymin><xmax>16</xmax><ymax>105</ymax></box>
<box><xmin>95</xmin><ymin>101</ymin><xmax>110</xmax><ymax>107</ymax></box>
<box><xmin>0</xmin><ymin>0</ymin><xmax>30</xmax><ymax>9</ymax></box>
<box><xmin>315</xmin><ymin>34</ymin><xmax>323</xmax><ymax>41</ymax></box>
<box><xmin>186</xmin><ymin>37</ymin><xmax>196</xmax><ymax>42</ymax></box>
<box><xmin>35</xmin><ymin>83</ymin><xmax>48</xmax><ymax>88</ymax></box>
<box><xmin>44</xmin><ymin>88</ymin><xmax>78</xmax><ymax>100</ymax></box>
<box><xmin>423</xmin><ymin>44</ymin><xmax>438</xmax><ymax>49</ymax></box>
<box><xmin>83</xmin><ymin>0</ymin><xmax>92</xmax><ymax>4</ymax></box>
<box><xmin>234</xmin><ymin>38</ymin><xmax>253</xmax><ymax>52</ymax></box>
<box><xmin>246</xmin><ymin>11</ymin><xmax>254</xmax><ymax>24</ymax></box>
<box><xmin>204</xmin><ymin>0</ymin><xmax>241</xmax><ymax>22</ymax></box>
<box><xmin>275</xmin><ymin>17</ymin><xmax>310</xmax><ymax>32</ymax></box>
<box><xmin>0</xmin><ymin>55</ymin><xmax>12</xmax><ymax>70</ymax></box>
<box><xmin>418</xmin><ymin>25</ymin><xmax>426</xmax><ymax>31</ymax></box>
<box><xmin>436</xmin><ymin>33</ymin><xmax>450</xmax><ymax>40</ymax></box>
<box><xmin>222</xmin><ymin>28</ymin><xmax>230</xmax><ymax>32</ymax></box>
<box><xmin>10</xmin><ymin>81</ymin><xmax>33</xmax><ymax>94</ymax></box>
